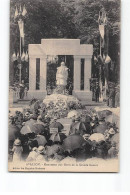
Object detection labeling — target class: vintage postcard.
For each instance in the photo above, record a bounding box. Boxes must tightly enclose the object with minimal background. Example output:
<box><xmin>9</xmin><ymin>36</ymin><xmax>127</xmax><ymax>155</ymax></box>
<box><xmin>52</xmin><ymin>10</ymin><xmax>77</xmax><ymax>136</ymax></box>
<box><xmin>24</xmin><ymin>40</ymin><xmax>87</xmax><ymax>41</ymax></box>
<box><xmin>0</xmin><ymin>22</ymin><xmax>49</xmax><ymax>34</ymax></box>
<box><xmin>8</xmin><ymin>0</ymin><xmax>120</xmax><ymax>172</ymax></box>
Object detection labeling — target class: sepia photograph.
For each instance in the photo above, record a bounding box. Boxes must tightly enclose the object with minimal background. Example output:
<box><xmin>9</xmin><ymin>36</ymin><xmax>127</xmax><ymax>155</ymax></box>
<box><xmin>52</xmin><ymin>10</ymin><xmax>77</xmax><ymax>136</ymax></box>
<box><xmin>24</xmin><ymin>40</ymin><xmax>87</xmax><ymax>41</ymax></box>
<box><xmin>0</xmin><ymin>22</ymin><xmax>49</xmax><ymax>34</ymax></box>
<box><xmin>8</xmin><ymin>0</ymin><xmax>120</xmax><ymax>172</ymax></box>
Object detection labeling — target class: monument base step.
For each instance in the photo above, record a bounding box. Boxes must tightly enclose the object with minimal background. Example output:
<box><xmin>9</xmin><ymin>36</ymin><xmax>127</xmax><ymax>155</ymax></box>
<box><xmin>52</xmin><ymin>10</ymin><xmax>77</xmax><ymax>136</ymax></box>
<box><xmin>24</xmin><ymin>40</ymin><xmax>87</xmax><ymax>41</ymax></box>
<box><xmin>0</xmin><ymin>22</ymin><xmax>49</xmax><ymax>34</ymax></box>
<box><xmin>27</xmin><ymin>90</ymin><xmax>47</xmax><ymax>100</ymax></box>
<box><xmin>17</xmin><ymin>90</ymin><xmax>93</xmax><ymax>102</ymax></box>
<box><xmin>73</xmin><ymin>90</ymin><xmax>92</xmax><ymax>101</ymax></box>
<box><xmin>81</xmin><ymin>101</ymin><xmax>105</xmax><ymax>106</ymax></box>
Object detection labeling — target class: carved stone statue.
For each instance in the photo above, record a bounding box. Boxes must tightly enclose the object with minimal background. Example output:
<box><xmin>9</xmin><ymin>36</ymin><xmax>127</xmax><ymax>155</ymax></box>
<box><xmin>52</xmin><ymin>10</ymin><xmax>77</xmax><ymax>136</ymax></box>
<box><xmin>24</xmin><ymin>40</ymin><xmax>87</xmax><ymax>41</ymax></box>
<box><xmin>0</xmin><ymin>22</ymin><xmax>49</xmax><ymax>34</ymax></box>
<box><xmin>56</xmin><ymin>62</ymin><xmax>68</xmax><ymax>87</ymax></box>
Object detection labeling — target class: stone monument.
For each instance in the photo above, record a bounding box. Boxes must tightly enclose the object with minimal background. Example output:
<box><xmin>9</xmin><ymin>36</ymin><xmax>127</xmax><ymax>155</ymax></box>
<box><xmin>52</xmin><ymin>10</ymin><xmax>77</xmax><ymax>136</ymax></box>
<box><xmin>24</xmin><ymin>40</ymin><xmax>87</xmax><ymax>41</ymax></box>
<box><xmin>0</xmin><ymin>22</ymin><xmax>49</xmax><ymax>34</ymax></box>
<box><xmin>28</xmin><ymin>39</ymin><xmax>93</xmax><ymax>101</ymax></box>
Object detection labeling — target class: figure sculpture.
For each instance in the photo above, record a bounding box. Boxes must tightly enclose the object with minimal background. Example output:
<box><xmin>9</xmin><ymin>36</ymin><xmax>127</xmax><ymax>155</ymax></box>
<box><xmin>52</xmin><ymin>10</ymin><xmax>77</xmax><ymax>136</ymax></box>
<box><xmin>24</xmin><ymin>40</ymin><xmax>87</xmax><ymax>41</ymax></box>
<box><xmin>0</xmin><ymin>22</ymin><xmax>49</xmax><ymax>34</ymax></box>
<box><xmin>55</xmin><ymin>62</ymin><xmax>68</xmax><ymax>94</ymax></box>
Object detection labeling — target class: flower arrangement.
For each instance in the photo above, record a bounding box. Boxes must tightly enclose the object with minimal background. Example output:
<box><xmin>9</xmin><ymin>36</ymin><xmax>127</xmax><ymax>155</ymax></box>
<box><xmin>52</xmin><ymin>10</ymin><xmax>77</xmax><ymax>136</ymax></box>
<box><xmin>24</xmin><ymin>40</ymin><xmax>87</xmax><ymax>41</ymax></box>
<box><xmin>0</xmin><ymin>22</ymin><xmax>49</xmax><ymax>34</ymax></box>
<box><xmin>45</xmin><ymin>99</ymin><xmax>68</xmax><ymax>119</ymax></box>
<box><xmin>67</xmin><ymin>101</ymin><xmax>82</xmax><ymax>110</ymax></box>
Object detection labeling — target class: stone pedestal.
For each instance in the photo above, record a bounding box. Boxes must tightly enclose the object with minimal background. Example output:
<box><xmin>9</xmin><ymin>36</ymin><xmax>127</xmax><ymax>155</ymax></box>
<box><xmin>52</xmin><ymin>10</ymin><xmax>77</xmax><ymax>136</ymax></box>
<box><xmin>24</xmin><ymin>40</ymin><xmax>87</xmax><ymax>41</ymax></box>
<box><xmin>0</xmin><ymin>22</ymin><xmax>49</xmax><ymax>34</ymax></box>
<box><xmin>40</xmin><ymin>57</ymin><xmax>47</xmax><ymax>91</ymax></box>
<box><xmin>84</xmin><ymin>57</ymin><xmax>91</xmax><ymax>91</ymax></box>
<box><xmin>73</xmin><ymin>56</ymin><xmax>81</xmax><ymax>91</ymax></box>
<box><xmin>29</xmin><ymin>57</ymin><xmax>36</xmax><ymax>91</ymax></box>
<box><xmin>28</xmin><ymin>56</ymin><xmax>47</xmax><ymax>100</ymax></box>
<box><xmin>73</xmin><ymin>55</ymin><xmax>92</xmax><ymax>101</ymax></box>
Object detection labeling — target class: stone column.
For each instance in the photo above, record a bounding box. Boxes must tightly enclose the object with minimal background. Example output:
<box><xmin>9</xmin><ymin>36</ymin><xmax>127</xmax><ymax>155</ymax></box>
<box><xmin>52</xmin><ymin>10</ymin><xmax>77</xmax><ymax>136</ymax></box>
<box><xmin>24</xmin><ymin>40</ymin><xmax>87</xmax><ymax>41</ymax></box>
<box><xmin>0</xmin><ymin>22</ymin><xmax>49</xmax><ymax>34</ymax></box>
<box><xmin>29</xmin><ymin>57</ymin><xmax>36</xmax><ymax>91</ymax></box>
<box><xmin>84</xmin><ymin>56</ymin><xmax>92</xmax><ymax>91</ymax></box>
<box><xmin>40</xmin><ymin>56</ymin><xmax>47</xmax><ymax>91</ymax></box>
<box><xmin>73</xmin><ymin>56</ymin><xmax>81</xmax><ymax>91</ymax></box>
